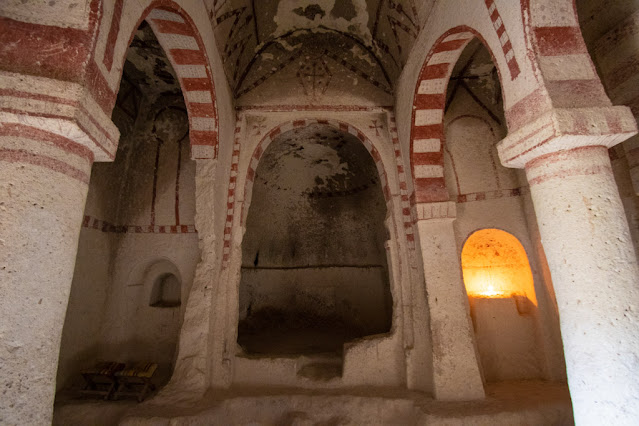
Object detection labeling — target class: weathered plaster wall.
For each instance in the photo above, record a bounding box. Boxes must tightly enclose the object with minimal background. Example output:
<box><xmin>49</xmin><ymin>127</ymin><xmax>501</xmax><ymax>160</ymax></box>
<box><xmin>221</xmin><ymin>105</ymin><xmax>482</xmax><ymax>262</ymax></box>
<box><xmin>57</xmin><ymin>92</ymin><xmax>200</xmax><ymax>390</ymax></box>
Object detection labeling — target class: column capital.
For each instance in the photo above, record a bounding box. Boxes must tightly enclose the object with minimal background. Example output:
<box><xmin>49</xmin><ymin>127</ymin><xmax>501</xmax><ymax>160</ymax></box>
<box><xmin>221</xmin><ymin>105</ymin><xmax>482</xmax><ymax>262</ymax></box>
<box><xmin>414</xmin><ymin>201</ymin><xmax>456</xmax><ymax>222</ymax></box>
<box><xmin>497</xmin><ymin>106</ymin><xmax>637</xmax><ymax>169</ymax></box>
<box><xmin>0</xmin><ymin>71</ymin><xmax>120</xmax><ymax>162</ymax></box>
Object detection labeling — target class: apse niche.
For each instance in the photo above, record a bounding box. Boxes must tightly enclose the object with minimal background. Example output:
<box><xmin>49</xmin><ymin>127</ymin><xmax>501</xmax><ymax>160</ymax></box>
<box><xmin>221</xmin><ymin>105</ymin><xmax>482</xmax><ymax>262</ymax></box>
<box><xmin>238</xmin><ymin>124</ymin><xmax>393</xmax><ymax>357</ymax></box>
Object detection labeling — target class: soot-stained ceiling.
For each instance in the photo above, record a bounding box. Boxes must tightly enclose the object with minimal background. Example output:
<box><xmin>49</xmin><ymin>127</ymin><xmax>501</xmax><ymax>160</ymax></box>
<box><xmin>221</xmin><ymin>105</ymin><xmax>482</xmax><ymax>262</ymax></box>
<box><xmin>208</xmin><ymin>0</ymin><xmax>430</xmax><ymax>99</ymax></box>
<box><xmin>118</xmin><ymin>21</ymin><xmax>181</xmax><ymax>106</ymax></box>
<box><xmin>447</xmin><ymin>39</ymin><xmax>505</xmax><ymax>127</ymax></box>
<box><xmin>255</xmin><ymin>124</ymin><xmax>380</xmax><ymax>198</ymax></box>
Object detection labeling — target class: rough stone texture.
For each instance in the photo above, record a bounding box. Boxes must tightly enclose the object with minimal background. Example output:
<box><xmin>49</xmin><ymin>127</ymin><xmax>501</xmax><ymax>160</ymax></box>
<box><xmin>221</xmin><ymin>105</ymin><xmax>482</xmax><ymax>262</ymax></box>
<box><xmin>0</xmin><ymin>130</ymin><xmax>92</xmax><ymax>425</ymax></box>
<box><xmin>524</xmin><ymin>145</ymin><xmax>639</xmax><ymax>424</ymax></box>
<box><xmin>54</xmin><ymin>382</ymin><xmax>573</xmax><ymax>425</ymax></box>
<box><xmin>4</xmin><ymin>0</ymin><xmax>639</xmax><ymax>424</ymax></box>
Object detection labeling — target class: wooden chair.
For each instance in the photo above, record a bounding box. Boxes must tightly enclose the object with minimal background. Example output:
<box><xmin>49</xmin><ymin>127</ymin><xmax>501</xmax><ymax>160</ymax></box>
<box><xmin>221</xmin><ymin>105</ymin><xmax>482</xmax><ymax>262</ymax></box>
<box><xmin>80</xmin><ymin>362</ymin><xmax>125</xmax><ymax>400</ymax></box>
<box><xmin>113</xmin><ymin>362</ymin><xmax>158</xmax><ymax>402</ymax></box>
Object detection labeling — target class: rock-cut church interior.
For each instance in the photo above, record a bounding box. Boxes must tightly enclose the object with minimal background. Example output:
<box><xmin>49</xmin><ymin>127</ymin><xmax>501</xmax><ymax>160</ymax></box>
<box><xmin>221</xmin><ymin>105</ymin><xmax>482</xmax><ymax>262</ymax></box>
<box><xmin>2</xmin><ymin>0</ymin><xmax>639</xmax><ymax>425</ymax></box>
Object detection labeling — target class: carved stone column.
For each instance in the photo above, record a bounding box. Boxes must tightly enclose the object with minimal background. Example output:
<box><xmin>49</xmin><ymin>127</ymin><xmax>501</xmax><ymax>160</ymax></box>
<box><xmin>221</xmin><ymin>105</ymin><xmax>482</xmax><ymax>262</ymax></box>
<box><xmin>0</xmin><ymin>72</ymin><xmax>118</xmax><ymax>424</ymax></box>
<box><xmin>498</xmin><ymin>106</ymin><xmax>639</xmax><ymax>424</ymax></box>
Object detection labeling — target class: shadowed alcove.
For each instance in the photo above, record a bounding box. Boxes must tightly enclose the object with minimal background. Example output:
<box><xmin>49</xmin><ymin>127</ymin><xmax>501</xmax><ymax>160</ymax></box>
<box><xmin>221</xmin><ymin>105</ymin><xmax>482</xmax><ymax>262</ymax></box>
<box><xmin>237</xmin><ymin>123</ymin><xmax>393</xmax><ymax>357</ymax></box>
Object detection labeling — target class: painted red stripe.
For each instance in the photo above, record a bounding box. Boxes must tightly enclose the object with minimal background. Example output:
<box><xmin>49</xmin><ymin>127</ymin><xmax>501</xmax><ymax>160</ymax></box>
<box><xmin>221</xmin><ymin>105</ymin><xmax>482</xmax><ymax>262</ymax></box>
<box><xmin>0</xmin><ymin>17</ymin><xmax>89</xmax><ymax>83</ymax></box>
<box><xmin>413</xmin><ymin>152</ymin><xmax>443</xmax><ymax>165</ymax></box>
<box><xmin>189</xmin><ymin>103</ymin><xmax>216</xmax><ymax>116</ymax></box>
<box><xmin>413</xmin><ymin>124</ymin><xmax>444</xmax><ymax>140</ymax></box>
<box><xmin>504</xmin><ymin>87</ymin><xmax>548</xmax><ymax>131</ymax></box>
<box><xmin>414</xmin><ymin>178</ymin><xmax>448</xmax><ymax>203</ymax></box>
<box><xmin>534</xmin><ymin>26</ymin><xmax>586</xmax><ymax>56</ymax></box>
<box><xmin>434</xmin><ymin>39</ymin><xmax>468</xmax><ymax>53</ymax></box>
<box><xmin>103</xmin><ymin>0</ymin><xmax>124</xmax><ymax>71</ymax></box>
<box><xmin>502</xmin><ymin>40</ymin><xmax>513</xmax><ymax>54</ymax></box>
<box><xmin>169</xmin><ymin>49</ymin><xmax>206</xmax><ymax>65</ymax></box>
<box><xmin>0</xmin><ymin>123</ymin><xmax>94</xmax><ymax>162</ymax></box>
<box><xmin>508</xmin><ymin>59</ymin><xmax>521</xmax><ymax>80</ymax></box>
<box><xmin>182</xmin><ymin>78</ymin><xmax>212</xmax><ymax>91</ymax></box>
<box><xmin>0</xmin><ymin>148</ymin><xmax>89</xmax><ymax>183</ymax></box>
<box><xmin>190</xmin><ymin>130</ymin><xmax>216</xmax><ymax>146</ymax></box>
<box><xmin>269</xmin><ymin>127</ymin><xmax>281</xmax><ymax>138</ymax></box>
<box><xmin>152</xmin><ymin>19</ymin><xmax>194</xmax><ymax>36</ymax></box>
<box><xmin>0</xmin><ymin>88</ymin><xmax>79</xmax><ymax>107</ymax></box>
<box><xmin>491</xmin><ymin>9</ymin><xmax>499</xmax><ymax>23</ymax></box>
<box><xmin>496</xmin><ymin>25</ymin><xmax>506</xmax><ymax>38</ymax></box>
<box><xmin>420</xmin><ymin>63</ymin><xmax>450</xmax><ymax>80</ymax></box>
<box><xmin>415</xmin><ymin>94</ymin><xmax>445</xmax><ymax>109</ymax></box>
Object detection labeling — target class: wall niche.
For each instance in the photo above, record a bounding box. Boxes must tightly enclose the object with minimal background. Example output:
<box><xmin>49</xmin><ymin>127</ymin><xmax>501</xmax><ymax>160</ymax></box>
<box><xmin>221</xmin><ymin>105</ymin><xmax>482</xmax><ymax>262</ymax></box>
<box><xmin>238</xmin><ymin>124</ymin><xmax>393</xmax><ymax>357</ymax></box>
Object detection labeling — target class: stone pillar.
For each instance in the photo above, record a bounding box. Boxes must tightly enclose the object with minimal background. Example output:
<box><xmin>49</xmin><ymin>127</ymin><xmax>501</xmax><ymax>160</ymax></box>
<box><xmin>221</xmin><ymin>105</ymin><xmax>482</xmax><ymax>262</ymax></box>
<box><xmin>0</xmin><ymin>71</ymin><xmax>119</xmax><ymax>424</ymax></box>
<box><xmin>498</xmin><ymin>106</ymin><xmax>639</xmax><ymax>424</ymax></box>
<box><xmin>0</xmin><ymin>123</ymin><xmax>94</xmax><ymax>424</ymax></box>
<box><xmin>415</xmin><ymin>201</ymin><xmax>485</xmax><ymax>400</ymax></box>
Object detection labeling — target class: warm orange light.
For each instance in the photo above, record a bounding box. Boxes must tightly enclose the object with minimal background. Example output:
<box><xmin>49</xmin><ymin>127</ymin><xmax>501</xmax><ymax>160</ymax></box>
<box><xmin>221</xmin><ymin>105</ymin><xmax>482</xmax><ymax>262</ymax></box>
<box><xmin>461</xmin><ymin>229</ymin><xmax>537</xmax><ymax>305</ymax></box>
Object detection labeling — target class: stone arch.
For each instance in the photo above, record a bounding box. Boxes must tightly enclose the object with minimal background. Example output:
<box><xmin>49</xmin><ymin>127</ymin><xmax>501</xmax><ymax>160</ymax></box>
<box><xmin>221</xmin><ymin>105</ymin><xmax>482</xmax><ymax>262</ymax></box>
<box><xmin>243</xmin><ymin>119</ymin><xmax>392</xmax><ymax>219</ymax></box>
<box><xmin>410</xmin><ymin>26</ymin><xmax>508</xmax><ymax>204</ymax></box>
<box><xmin>94</xmin><ymin>0</ymin><xmax>219</xmax><ymax>159</ymax></box>
<box><xmin>219</xmin><ymin>118</ymin><xmax>414</xmax><ymax>268</ymax></box>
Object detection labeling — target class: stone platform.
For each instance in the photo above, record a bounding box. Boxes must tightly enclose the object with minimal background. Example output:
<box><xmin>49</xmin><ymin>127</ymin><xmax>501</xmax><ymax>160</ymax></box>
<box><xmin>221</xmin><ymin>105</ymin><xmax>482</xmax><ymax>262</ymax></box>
<box><xmin>54</xmin><ymin>381</ymin><xmax>573</xmax><ymax>425</ymax></box>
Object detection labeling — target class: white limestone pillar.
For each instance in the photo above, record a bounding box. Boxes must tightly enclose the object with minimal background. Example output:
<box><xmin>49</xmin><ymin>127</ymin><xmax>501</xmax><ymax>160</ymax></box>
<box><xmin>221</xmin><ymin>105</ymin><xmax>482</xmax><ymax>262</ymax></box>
<box><xmin>415</xmin><ymin>201</ymin><xmax>485</xmax><ymax>400</ymax></box>
<box><xmin>498</xmin><ymin>106</ymin><xmax>639</xmax><ymax>425</ymax></box>
<box><xmin>0</xmin><ymin>124</ymin><xmax>94</xmax><ymax>424</ymax></box>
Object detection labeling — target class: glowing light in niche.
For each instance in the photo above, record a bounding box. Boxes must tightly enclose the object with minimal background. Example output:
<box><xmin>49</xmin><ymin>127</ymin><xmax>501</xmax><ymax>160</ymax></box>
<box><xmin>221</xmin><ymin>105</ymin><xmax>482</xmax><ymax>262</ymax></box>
<box><xmin>461</xmin><ymin>229</ymin><xmax>537</xmax><ymax>306</ymax></box>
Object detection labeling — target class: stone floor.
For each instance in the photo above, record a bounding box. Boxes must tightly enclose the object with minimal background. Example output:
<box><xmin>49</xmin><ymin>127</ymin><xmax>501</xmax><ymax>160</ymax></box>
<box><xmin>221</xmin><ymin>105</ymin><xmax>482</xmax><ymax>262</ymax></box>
<box><xmin>54</xmin><ymin>380</ymin><xmax>573</xmax><ymax>425</ymax></box>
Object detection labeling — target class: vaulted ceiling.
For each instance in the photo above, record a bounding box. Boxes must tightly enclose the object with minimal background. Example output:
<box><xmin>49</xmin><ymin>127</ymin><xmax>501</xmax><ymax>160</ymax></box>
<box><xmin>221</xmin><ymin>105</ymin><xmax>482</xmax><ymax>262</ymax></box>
<box><xmin>207</xmin><ymin>0</ymin><xmax>430</xmax><ymax>100</ymax></box>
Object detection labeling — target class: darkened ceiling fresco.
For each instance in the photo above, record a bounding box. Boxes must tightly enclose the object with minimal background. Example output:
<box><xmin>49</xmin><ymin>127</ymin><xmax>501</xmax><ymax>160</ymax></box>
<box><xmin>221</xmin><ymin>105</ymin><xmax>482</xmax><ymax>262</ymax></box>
<box><xmin>206</xmin><ymin>0</ymin><xmax>431</xmax><ymax>98</ymax></box>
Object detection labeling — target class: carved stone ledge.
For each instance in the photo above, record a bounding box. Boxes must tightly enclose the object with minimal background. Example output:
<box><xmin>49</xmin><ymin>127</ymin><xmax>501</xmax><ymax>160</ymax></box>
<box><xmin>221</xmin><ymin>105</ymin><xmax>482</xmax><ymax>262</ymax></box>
<box><xmin>497</xmin><ymin>106</ymin><xmax>637</xmax><ymax>169</ymax></box>
<box><xmin>0</xmin><ymin>71</ymin><xmax>120</xmax><ymax>162</ymax></box>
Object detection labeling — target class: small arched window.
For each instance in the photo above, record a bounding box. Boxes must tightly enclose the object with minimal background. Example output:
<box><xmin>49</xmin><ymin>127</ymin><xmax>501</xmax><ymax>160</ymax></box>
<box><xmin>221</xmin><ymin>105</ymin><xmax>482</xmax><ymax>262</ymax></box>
<box><xmin>149</xmin><ymin>273</ymin><xmax>181</xmax><ymax>307</ymax></box>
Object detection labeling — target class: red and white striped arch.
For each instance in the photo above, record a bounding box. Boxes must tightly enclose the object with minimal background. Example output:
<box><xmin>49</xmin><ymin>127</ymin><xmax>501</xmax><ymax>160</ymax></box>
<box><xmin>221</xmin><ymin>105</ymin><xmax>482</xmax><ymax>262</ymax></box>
<box><xmin>88</xmin><ymin>0</ymin><xmax>219</xmax><ymax>159</ymax></box>
<box><xmin>411</xmin><ymin>27</ymin><xmax>505</xmax><ymax>204</ymax></box>
<box><xmin>220</xmin><ymin>118</ymin><xmax>414</xmax><ymax>267</ymax></box>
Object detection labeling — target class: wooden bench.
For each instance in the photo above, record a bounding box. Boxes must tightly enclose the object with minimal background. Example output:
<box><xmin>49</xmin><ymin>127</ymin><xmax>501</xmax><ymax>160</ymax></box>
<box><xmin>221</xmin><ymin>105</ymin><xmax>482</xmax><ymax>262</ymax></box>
<box><xmin>113</xmin><ymin>362</ymin><xmax>158</xmax><ymax>402</ymax></box>
<box><xmin>80</xmin><ymin>362</ymin><xmax>125</xmax><ymax>400</ymax></box>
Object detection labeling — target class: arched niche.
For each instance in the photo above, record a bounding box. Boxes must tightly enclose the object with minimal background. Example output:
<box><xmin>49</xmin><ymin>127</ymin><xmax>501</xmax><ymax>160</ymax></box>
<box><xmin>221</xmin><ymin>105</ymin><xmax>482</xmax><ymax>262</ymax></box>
<box><xmin>461</xmin><ymin>229</ymin><xmax>543</xmax><ymax>382</ymax></box>
<box><xmin>237</xmin><ymin>123</ymin><xmax>393</xmax><ymax>357</ymax></box>
<box><xmin>149</xmin><ymin>273</ymin><xmax>181</xmax><ymax>308</ymax></box>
